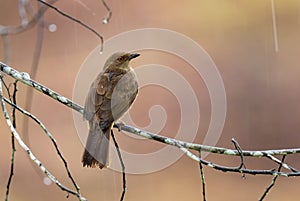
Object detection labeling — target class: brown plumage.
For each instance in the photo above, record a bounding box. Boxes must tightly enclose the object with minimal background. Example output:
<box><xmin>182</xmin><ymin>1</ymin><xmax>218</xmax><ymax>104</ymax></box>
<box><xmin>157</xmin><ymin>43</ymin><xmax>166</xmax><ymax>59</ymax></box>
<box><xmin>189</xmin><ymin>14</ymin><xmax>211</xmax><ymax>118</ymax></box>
<box><xmin>82</xmin><ymin>52</ymin><xmax>140</xmax><ymax>168</ymax></box>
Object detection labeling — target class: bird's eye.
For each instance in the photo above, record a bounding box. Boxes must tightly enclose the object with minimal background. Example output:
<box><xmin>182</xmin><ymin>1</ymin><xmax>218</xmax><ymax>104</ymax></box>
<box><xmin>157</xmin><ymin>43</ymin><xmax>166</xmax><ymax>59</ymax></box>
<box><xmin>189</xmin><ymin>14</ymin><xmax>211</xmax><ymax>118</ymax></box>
<box><xmin>117</xmin><ymin>56</ymin><xmax>125</xmax><ymax>62</ymax></box>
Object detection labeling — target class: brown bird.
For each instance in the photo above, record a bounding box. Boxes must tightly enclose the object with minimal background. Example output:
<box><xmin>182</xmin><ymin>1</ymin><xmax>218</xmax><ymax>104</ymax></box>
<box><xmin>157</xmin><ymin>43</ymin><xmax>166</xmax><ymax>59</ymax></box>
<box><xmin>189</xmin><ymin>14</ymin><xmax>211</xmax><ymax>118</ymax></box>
<box><xmin>82</xmin><ymin>52</ymin><xmax>140</xmax><ymax>168</ymax></box>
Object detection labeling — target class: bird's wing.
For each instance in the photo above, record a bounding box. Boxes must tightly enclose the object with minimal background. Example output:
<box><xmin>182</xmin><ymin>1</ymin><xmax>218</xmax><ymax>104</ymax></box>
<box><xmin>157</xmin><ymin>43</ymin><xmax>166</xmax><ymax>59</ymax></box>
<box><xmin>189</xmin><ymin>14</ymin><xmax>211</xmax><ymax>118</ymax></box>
<box><xmin>83</xmin><ymin>72</ymin><xmax>109</xmax><ymax>123</ymax></box>
<box><xmin>84</xmin><ymin>69</ymin><xmax>138</xmax><ymax>129</ymax></box>
<box><xmin>82</xmin><ymin>71</ymin><xmax>112</xmax><ymax>168</ymax></box>
<box><xmin>110</xmin><ymin>70</ymin><xmax>138</xmax><ymax>121</ymax></box>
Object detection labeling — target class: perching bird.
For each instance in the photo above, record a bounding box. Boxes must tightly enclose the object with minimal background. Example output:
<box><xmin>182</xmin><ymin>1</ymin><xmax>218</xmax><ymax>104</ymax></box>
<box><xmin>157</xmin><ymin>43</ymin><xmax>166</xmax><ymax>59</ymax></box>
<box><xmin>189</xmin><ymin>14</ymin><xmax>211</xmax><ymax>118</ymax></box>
<box><xmin>82</xmin><ymin>52</ymin><xmax>140</xmax><ymax>168</ymax></box>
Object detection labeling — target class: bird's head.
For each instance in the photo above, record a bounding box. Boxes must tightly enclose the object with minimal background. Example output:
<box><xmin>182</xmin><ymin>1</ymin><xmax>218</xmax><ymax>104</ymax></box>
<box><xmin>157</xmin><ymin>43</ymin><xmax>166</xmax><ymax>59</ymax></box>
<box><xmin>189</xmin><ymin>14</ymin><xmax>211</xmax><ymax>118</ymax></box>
<box><xmin>104</xmin><ymin>52</ymin><xmax>140</xmax><ymax>70</ymax></box>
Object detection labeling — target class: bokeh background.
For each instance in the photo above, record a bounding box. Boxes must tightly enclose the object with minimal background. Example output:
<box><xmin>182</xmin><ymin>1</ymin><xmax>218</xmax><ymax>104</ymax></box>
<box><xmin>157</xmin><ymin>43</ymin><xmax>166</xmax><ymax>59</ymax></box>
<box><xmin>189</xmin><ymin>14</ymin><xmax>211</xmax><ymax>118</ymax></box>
<box><xmin>1</xmin><ymin>0</ymin><xmax>300</xmax><ymax>200</ymax></box>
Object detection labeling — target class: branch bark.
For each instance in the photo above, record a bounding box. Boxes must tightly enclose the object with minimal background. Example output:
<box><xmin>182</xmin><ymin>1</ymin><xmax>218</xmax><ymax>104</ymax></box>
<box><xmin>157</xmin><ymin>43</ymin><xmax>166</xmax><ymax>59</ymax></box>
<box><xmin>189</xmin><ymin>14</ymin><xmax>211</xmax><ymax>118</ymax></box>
<box><xmin>1</xmin><ymin>61</ymin><xmax>300</xmax><ymax>178</ymax></box>
<box><xmin>0</xmin><ymin>80</ymin><xmax>87</xmax><ymax>201</ymax></box>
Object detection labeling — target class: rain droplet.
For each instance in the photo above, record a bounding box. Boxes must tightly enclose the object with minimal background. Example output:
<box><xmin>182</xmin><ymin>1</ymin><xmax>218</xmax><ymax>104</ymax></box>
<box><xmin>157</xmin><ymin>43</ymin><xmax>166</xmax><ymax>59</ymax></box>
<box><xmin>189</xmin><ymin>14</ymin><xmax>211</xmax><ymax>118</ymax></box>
<box><xmin>48</xmin><ymin>24</ymin><xmax>57</xmax><ymax>32</ymax></box>
<box><xmin>102</xmin><ymin>18</ymin><xmax>108</xmax><ymax>24</ymax></box>
<box><xmin>43</xmin><ymin>177</ymin><xmax>52</xmax><ymax>186</ymax></box>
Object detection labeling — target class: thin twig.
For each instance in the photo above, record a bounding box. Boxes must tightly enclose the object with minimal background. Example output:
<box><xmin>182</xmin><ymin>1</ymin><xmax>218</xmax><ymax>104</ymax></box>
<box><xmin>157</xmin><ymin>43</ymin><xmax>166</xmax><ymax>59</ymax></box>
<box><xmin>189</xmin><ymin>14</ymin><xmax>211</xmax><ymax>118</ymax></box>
<box><xmin>259</xmin><ymin>155</ymin><xmax>286</xmax><ymax>201</ymax></box>
<box><xmin>0</xmin><ymin>76</ymin><xmax>11</xmax><ymax>98</ymax></box>
<box><xmin>5</xmin><ymin>80</ymin><xmax>18</xmax><ymax>201</ymax></box>
<box><xmin>231</xmin><ymin>138</ymin><xmax>246</xmax><ymax>169</ymax></box>
<box><xmin>0</xmin><ymin>0</ymin><xmax>58</xmax><ymax>35</ymax></box>
<box><xmin>37</xmin><ymin>0</ymin><xmax>104</xmax><ymax>53</ymax></box>
<box><xmin>111</xmin><ymin>130</ymin><xmax>126</xmax><ymax>201</ymax></box>
<box><xmin>22</xmin><ymin>1</ymin><xmax>46</xmax><ymax>181</ymax></box>
<box><xmin>166</xmin><ymin>139</ymin><xmax>299</xmax><ymax>177</ymax></box>
<box><xmin>3</xmin><ymin>96</ymin><xmax>81</xmax><ymax>193</ymax></box>
<box><xmin>231</xmin><ymin>138</ymin><xmax>246</xmax><ymax>178</ymax></box>
<box><xmin>265</xmin><ymin>153</ymin><xmax>298</xmax><ymax>172</ymax></box>
<box><xmin>101</xmin><ymin>0</ymin><xmax>112</xmax><ymax>24</ymax></box>
<box><xmin>0</xmin><ymin>81</ymin><xmax>87</xmax><ymax>201</ymax></box>
<box><xmin>18</xmin><ymin>0</ymin><xmax>32</xmax><ymax>27</ymax></box>
<box><xmin>11</xmin><ymin>81</ymin><xmax>18</xmax><ymax>126</ymax></box>
<box><xmin>198</xmin><ymin>151</ymin><xmax>206</xmax><ymax>201</ymax></box>
<box><xmin>1</xmin><ymin>34</ymin><xmax>11</xmax><ymax>64</ymax></box>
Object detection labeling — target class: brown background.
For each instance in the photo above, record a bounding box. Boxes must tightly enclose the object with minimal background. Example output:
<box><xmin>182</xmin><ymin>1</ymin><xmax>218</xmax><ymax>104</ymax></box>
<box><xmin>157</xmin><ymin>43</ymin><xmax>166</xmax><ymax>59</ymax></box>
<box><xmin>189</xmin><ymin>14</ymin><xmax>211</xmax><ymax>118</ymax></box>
<box><xmin>1</xmin><ymin>0</ymin><xmax>300</xmax><ymax>200</ymax></box>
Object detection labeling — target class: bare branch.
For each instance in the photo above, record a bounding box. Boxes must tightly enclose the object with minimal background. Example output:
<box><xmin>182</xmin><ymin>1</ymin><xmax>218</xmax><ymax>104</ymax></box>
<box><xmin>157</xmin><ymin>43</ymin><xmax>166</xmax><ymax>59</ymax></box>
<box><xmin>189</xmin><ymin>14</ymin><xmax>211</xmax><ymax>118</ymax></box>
<box><xmin>1</xmin><ymin>34</ymin><xmax>11</xmax><ymax>64</ymax></box>
<box><xmin>198</xmin><ymin>151</ymin><xmax>206</xmax><ymax>201</ymax></box>
<box><xmin>37</xmin><ymin>0</ymin><xmax>104</xmax><ymax>53</ymax></box>
<box><xmin>0</xmin><ymin>80</ymin><xmax>87</xmax><ymax>201</ymax></box>
<box><xmin>3</xmin><ymin>96</ymin><xmax>81</xmax><ymax>193</ymax></box>
<box><xmin>5</xmin><ymin>81</ymin><xmax>18</xmax><ymax>201</ymax></box>
<box><xmin>101</xmin><ymin>0</ymin><xmax>112</xmax><ymax>24</ymax></box>
<box><xmin>0</xmin><ymin>0</ymin><xmax>58</xmax><ymax>35</ymax></box>
<box><xmin>265</xmin><ymin>154</ymin><xmax>298</xmax><ymax>172</ymax></box>
<box><xmin>116</xmin><ymin>123</ymin><xmax>300</xmax><ymax>157</ymax></box>
<box><xmin>22</xmin><ymin>1</ymin><xmax>46</xmax><ymax>181</ymax></box>
<box><xmin>0</xmin><ymin>62</ymin><xmax>83</xmax><ymax>114</ymax></box>
<box><xmin>2</xmin><ymin>62</ymin><xmax>300</xmax><ymax>178</ymax></box>
<box><xmin>259</xmin><ymin>155</ymin><xmax>285</xmax><ymax>201</ymax></box>
<box><xmin>18</xmin><ymin>0</ymin><xmax>34</xmax><ymax>27</ymax></box>
<box><xmin>111</xmin><ymin>130</ymin><xmax>126</xmax><ymax>201</ymax></box>
<box><xmin>231</xmin><ymin>138</ymin><xmax>246</xmax><ymax>178</ymax></box>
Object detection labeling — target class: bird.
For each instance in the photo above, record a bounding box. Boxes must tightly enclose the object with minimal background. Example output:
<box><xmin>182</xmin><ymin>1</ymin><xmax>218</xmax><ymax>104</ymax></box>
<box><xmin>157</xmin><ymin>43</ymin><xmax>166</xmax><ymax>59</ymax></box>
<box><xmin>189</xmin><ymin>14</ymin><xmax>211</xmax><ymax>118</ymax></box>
<box><xmin>82</xmin><ymin>52</ymin><xmax>140</xmax><ymax>169</ymax></box>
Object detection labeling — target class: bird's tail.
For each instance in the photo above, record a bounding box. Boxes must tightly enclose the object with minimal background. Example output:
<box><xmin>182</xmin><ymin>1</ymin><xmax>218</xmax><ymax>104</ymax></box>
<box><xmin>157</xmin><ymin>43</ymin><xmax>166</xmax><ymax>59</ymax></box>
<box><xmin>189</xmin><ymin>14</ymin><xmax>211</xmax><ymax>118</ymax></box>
<box><xmin>82</xmin><ymin>123</ymin><xmax>110</xmax><ymax>169</ymax></box>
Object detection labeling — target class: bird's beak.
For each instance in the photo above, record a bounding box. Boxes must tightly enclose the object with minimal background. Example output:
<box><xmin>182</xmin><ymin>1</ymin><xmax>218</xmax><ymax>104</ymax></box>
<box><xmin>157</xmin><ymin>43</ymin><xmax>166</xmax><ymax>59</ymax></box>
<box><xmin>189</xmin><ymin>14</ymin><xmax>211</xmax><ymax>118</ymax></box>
<box><xmin>129</xmin><ymin>53</ymin><xmax>140</xmax><ymax>60</ymax></box>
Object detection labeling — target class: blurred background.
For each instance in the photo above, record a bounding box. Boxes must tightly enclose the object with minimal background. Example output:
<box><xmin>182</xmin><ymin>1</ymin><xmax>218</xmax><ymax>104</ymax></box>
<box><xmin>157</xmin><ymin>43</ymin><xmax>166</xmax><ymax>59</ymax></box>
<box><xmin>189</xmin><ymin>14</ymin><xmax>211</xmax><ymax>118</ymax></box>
<box><xmin>1</xmin><ymin>0</ymin><xmax>300</xmax><ymax>200</ymax></box>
